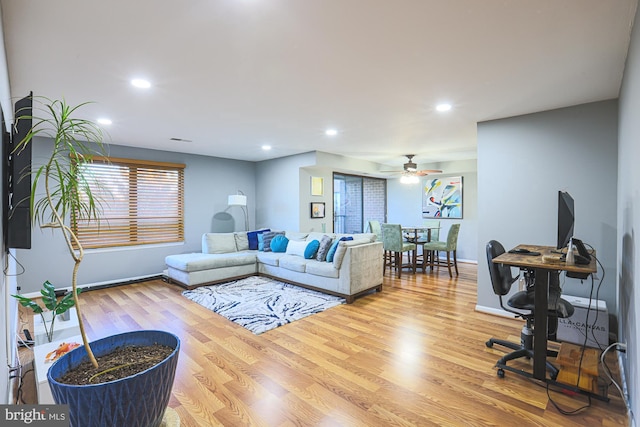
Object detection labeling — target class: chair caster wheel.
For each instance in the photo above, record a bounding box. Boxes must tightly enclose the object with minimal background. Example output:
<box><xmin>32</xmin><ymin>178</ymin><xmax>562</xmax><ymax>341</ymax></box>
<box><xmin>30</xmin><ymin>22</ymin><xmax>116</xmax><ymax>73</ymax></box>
<box><xmin>485</xmin><ymin>340</ymin><xmax>493</xmax><ymax>348</ymax></box>
<box><xmin>497</xmin><ymin>369</ymin><xmax>505</xmax><ymax>378</ymax></box>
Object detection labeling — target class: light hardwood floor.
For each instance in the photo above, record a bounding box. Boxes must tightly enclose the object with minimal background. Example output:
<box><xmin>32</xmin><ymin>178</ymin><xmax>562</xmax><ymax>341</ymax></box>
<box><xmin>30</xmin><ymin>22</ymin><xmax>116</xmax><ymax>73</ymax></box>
<box><xmin>17</xmin><ymin>263</ymin><xmax>628</xmax><ymax>426</ymax></box>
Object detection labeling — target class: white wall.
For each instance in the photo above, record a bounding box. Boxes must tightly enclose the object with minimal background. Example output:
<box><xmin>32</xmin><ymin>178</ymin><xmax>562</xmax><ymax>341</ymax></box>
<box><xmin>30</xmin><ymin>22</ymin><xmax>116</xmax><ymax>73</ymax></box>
<box><xmin>387</xmin><ymin>159</ymin><xmax>477</xmax><ymax>262</ymax></box>
<box><xmin>617</xmin><ymin>0</ymin><xmax>640</xmax><ymax>417</ymax></box>
<box><xmin>477</xmin><ymin>100</ymin><xmax>619</xmax><ymax>317</ymax></box>
<box><xmin>255</xmin><ymin>152</ymin><xmax>316</xmax><ymax>231</ymax></box>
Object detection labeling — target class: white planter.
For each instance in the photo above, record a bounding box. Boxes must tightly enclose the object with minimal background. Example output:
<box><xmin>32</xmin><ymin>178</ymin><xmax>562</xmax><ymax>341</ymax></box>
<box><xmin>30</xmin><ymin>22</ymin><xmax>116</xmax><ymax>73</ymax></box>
<box><xmin>34</xmin><ymin>308</ymin><xmax>80</xmax><ymax>345</ymax></box>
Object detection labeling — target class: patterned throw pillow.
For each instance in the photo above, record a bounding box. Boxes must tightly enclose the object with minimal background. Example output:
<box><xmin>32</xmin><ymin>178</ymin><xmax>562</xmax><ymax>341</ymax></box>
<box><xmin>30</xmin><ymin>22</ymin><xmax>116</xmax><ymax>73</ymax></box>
<box><xmin>262</xmin><ymin>231</ymin><xmax>284</xmax><ymax>252</ymax></box>
<box><xmin>315</xmin><ymin>235</ymin><xmax>333</xmax><ymax>261</ymax></box>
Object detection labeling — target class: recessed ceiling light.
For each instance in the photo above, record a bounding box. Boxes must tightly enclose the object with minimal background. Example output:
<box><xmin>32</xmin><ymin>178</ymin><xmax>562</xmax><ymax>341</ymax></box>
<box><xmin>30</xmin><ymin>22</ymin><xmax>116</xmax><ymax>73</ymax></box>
<box><xmin>436</xmin><ymin>103</ymin><xmax>452</xmax><ymax>112</ymax></box>
<box><xmin>97</xmin><ymin>118</ymin><xmax>112</xmax><ymax>125</ymax></box>
<box><xmin>325</xmin><ymin>129</ymin><xmax>338</xmax><ymax>136</ymax></box>
<box><xmin>262</xmin><ymin>145</ymin><xmax>272</xmax><ymax>151</ymax></box>
<box><xmin>131</xmin><ymin>78</ymin><xmax>151</xmax><ymax>89</ymax></box>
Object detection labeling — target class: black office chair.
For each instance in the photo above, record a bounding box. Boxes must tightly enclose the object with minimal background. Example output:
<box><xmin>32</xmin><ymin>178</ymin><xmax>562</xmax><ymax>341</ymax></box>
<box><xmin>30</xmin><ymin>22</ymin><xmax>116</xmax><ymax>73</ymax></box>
<box><xmin>485</xmin><ymin>240</ymin><xmax>575</xmax><ymax>379</ymax></box>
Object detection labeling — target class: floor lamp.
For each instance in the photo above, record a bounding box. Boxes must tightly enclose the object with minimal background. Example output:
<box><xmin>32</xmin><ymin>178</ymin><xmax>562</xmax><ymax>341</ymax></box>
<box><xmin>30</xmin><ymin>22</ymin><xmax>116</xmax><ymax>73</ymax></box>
<box><xmin>228</xmin><ymin>192</ymin><xmax>249</xmax><ymax>231</ymax></box>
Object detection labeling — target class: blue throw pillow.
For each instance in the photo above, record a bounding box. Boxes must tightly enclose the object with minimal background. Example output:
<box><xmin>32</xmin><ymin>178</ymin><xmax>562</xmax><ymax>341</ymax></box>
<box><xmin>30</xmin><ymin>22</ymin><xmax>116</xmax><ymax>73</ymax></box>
<box><xmin>326</xmin><ymin>240</ymin><xmax>341</xmax><ymax>262</ymax></box>
<box><xmin>304</xmin><ymin>240</ymin><xmax>320</xmax><ymax>259</ymax></box>
<box><xmin>326</xmin><ymin>236</ymin><xmax>353</xmax><ymax>262</ymax></box>
<box><xmin>247</xmin><ymin>229</ymin><xmax>270</xmax><ymax>250</ymax></box>
<box><xmin>270</xmin><ymin>234</ymin><xmax>289</xmax><ymax>252</ymax></box>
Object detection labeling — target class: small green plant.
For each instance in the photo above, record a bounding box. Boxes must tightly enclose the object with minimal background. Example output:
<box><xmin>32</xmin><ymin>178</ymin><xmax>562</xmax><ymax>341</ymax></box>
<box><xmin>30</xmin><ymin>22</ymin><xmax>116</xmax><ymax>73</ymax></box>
<box><xmin>12</xmin><ymin>280</ymin><xmax>81</xmax><ymax>343</ymax></box>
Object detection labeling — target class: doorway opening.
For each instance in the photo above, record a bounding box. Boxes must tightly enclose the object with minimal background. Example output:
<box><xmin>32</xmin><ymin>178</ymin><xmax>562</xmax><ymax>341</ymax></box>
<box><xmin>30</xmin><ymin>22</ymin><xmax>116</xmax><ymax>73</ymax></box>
<box><xmin>333</xmin><ymin>173</ymin><xmax>386</xmax><ymax>234</ymax></box>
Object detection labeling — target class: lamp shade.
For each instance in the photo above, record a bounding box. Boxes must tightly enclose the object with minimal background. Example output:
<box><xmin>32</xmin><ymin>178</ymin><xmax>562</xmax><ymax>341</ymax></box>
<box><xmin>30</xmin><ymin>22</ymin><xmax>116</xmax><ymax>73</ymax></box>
<box><xmin>228</xmin><ymin>194</ymin><xmax>247</xmax><ymax>206</ymax></box>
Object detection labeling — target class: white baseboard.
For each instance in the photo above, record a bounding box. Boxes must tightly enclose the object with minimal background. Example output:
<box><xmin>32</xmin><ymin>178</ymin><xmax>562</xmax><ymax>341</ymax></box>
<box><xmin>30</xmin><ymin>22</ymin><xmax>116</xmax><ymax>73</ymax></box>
<box><xmin>475</xmin><ymin>304</ymin><xmax>518</xmax><ymax>318</ymax></box>
<box><xmin>19</xmin><ymin>272</ymin><xmax>164</xmax><ymax>299</ymax></box>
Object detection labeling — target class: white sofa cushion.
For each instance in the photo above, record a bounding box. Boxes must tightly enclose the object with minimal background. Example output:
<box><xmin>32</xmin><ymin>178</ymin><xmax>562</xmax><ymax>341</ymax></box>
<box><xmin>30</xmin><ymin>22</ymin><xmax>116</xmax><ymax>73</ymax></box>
<box><xmin>165</xmin><ymin>252</ymin><xmax>255</xmax><ymax>272</ymax></box>
<box><xmin>202</xmin><ymin>233</ymin><xmax>238</xmax><ymax>254</ymax></box>
<box><xmin>335</xmin><ymin>233</ymin><xmax>377</xmax><ymax>243</ymax></box>
<box><xmin>306</xmin><ymin>260</ymin><xmax>340</xmax><ymax>278</ymax></box>
<box><xmin>279</xmin><ymin>254</ymin><xmax>308</xmax><ymax>272</ymax></box>
<box><xmin>285</xmin><ymin>231</ymin><xmax>309</xmax><ymax>241</ymax></box>
<box><xmin>256</xmin><ymin>251</ymin><xmax>283</xmax><ymax>267</ymax></box>
<box><xmin>234</xmin><ymin>232</ymin><xmax>249</xmax><ymax>251</ymax></box>
<box><xmin>306</xmin><ymin>232</ymin><xmax>335</xmax><ymax>242</ymax></box>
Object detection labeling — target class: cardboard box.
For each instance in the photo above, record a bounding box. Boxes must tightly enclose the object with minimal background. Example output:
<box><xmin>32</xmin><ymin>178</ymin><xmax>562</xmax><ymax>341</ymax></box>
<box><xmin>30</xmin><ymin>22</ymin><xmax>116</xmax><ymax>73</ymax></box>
<box><xmin>557</xmin><ymin>295</ymin><xmax>608</xmax><ymax>348</ymax></box>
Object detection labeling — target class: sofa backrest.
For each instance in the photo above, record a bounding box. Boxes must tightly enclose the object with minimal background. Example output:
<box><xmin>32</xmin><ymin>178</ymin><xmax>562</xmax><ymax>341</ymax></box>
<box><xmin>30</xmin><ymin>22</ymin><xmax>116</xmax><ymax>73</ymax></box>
<box><xmin>202</xmin><ymin>233</ymin><xmax>239</xmax><ymax>254</ymax></box>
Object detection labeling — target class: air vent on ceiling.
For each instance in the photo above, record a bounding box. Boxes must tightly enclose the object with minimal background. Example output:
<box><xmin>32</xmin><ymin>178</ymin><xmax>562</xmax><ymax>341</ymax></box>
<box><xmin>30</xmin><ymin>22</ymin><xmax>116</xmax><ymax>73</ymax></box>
<box><xmin>170</xmin><ymin>137</ymin><xmax>192</xmax><ymax>142</ymax></box>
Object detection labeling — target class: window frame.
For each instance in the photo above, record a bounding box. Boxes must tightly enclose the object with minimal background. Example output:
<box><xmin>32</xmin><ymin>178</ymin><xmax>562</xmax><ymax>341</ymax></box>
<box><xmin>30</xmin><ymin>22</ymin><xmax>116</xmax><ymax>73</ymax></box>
<box><xmin>71</xmin><ymin>156</ymin><xmax>185</xmax><ymax>249</ymax></box>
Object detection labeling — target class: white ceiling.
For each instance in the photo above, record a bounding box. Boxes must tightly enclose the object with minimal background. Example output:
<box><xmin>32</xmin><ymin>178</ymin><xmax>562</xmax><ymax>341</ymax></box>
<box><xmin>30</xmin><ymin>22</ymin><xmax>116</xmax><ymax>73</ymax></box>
<box><xmin>0</xmin><ymin>0</ymin><xmax>636</xmax><ymax>170</ymax></box>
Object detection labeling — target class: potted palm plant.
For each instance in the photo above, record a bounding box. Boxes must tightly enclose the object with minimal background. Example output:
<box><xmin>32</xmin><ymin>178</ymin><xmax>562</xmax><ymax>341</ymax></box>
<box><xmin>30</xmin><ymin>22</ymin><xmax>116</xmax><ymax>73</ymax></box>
<box><xmin>14</xmin><ymin>96</ymin><xmax>179</xmax><ymax>427</ymax></box>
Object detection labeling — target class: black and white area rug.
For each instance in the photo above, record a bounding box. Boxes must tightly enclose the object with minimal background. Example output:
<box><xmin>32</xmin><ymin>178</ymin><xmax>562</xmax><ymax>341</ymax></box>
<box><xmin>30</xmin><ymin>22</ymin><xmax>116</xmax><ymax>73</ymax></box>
<box><xmin>182</xmin><ymin>276</ymin><xmax>345</xmax><ymax>334</ymax></box>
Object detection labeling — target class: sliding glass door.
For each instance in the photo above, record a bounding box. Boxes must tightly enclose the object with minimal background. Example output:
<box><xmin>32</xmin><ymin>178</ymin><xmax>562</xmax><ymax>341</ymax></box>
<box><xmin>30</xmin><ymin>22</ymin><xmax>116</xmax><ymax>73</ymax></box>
<box><xmin>333</xmin><ymin>173</ymin><xmax>386</xmax><ymax>234</ymax></box>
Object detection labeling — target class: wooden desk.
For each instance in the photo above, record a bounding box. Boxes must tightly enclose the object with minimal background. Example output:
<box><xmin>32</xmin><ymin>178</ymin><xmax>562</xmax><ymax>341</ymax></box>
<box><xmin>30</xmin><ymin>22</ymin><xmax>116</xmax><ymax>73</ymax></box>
<box><xmin>492</xmin><ymin>244</ymin><xmax>597</xmax><ymax>382</ymax></box>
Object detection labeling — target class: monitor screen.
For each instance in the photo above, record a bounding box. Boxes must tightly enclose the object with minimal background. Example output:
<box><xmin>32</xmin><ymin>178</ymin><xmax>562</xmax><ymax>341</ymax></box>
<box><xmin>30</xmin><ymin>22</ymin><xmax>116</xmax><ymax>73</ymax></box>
<box><xmin>557</xmin><ymin>191</ymin><xmax>574</xmax><ymax>250</ymax></box>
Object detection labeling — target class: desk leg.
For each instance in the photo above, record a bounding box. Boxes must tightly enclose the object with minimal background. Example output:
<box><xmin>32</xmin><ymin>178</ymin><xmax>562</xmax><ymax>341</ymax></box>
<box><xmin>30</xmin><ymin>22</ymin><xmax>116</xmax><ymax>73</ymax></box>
<box><xmin>533</xmin><ymin>268</ymin><xmax>549</xmax><ymax>380</ymax></box>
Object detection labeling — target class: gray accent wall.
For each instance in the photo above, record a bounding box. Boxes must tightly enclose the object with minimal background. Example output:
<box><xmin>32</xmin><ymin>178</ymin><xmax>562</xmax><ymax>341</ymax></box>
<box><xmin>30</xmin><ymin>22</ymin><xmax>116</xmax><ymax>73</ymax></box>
<box><xmin>15</xmin><ymin>139</ymin><xmax>256</xmax><ymax>294</ymax></box>
<box><xmin>618</xmin><ymin>0</ymin><xmax>640</xmax><ymax>419</ymax></box>
<box><xmin>477</xmin><ymin>100</ymin><xmax>619</xmax><ymax>317</ymax></box>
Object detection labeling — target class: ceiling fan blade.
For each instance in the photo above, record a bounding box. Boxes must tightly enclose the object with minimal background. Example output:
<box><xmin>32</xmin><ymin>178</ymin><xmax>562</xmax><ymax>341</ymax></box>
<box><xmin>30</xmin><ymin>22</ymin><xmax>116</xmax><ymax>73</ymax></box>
<box><xmin>415</xmin><ymin>169</ymin><xmax>443</xmax><ymax>176</ymax></box>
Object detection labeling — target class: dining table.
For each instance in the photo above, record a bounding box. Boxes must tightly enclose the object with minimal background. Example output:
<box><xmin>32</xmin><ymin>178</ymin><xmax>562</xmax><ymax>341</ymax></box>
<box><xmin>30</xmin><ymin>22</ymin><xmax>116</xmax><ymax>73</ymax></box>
<box><xmin>401</xmin><ymin>225</ymin><xmax>440</xmax><ymax>272</ymax></box>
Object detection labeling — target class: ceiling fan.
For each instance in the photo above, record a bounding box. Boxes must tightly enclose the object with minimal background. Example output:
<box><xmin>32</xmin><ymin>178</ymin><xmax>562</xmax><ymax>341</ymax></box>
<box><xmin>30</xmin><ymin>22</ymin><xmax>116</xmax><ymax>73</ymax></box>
<box><xmin>381</xmin><ymin>155</ymin><xmax>443</xmax><ymax>176</ymax></box>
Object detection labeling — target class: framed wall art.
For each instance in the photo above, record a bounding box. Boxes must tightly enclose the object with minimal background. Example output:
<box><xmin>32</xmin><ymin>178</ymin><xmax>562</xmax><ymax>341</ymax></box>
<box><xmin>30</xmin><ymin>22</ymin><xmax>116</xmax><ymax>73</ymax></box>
<box><xmin>422</xmin><ymin>176</ymin><xmax>463</xmax><ymax>219</ymax></box>
<box><xmin>311</xmin><ymin>176</ymin><xmax>324</xmax><ymax>196</ymax></box>
<box><xmin>310</xmin><ymin>202</ymin><xmax>325</xmax><ymax>218</ymax></box>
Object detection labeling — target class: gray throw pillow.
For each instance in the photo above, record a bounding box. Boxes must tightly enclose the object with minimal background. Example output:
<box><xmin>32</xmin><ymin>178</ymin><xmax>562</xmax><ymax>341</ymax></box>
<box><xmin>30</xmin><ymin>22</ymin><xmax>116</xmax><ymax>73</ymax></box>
<box><xmin>262</xmin><ymin>231</ymin><xmax>284</xmax><ymax>252</ymax></box>
<box><xmin>315</xmin><ymin>235</ymin><xmax>333</xmax><ymax>261</ymax></box>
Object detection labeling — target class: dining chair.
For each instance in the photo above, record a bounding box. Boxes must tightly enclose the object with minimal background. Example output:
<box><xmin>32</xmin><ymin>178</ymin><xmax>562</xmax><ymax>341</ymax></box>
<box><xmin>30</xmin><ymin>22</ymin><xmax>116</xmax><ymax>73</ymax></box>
<box><xmin>422</xmin><ymin>223</ymin><xmax>460</xmax><ymax>277</ymax></box>
<box><xmin>415</xmin><ymin>219</ymin><xmax>440</xmax><ymax>271</ymax></box>
<box><xmin>381</xmin><ymin>223</ymin><xmax>416</xmax><ymax>277</ymax></box>
<box><xmin>367</xmin><ymin>219</ymin><xmax>382</xmax><ymax>241</ymax></box>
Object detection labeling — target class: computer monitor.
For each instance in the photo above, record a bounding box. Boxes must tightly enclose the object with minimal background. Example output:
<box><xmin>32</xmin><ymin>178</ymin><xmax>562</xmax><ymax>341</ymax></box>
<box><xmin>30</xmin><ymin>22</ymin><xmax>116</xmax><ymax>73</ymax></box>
<box><xmin>557</xmin><ymin>191</ymin><xmax>574</xmax><ymax>250</ymax></box>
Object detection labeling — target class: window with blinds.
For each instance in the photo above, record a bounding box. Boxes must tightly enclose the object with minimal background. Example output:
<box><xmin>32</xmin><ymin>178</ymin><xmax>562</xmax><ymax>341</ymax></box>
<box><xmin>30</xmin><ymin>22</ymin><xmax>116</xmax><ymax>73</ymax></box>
<box><xmin>72</xmin><ymin>157</ymin><xmax>185</xmax><ymax>249</ymax></box>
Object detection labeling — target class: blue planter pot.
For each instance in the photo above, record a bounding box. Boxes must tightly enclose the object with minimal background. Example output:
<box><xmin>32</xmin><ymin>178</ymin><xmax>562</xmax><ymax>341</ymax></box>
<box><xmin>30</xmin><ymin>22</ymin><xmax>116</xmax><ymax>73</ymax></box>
<box><xmin>47</xmin><ymin>330</ymin><xmax>180</xmax><ymax>427</ymax></box>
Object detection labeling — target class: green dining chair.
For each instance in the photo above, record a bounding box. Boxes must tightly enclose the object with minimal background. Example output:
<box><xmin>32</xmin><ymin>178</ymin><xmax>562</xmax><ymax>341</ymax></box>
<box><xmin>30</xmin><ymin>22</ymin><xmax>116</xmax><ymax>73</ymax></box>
<box><xmin>381</xmin><ymin>223</ymin><xmax>416</xmax><ymax>277</ymax></box>
<box><xmin>422</xmin><ymin>223</ymin><xmax>461</xmax><ymax>277</ymax></box>
<box><xmin>415</xmin><ymin>219</ymin><xmax>440</xmax><ymax>271</ymax></box>
<box><xmin>367</xmin><ymin>219</ymin><xmax>383</xmax><ymax>242</ymax></box>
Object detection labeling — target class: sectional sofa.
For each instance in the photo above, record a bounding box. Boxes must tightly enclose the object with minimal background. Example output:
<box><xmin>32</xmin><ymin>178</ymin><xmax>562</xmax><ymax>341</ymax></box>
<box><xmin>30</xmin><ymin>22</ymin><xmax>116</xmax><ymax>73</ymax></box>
<box><xmin>164</xmin><ymin>230</ymin><xmax>384</xmax><ymax>303</ymax></box>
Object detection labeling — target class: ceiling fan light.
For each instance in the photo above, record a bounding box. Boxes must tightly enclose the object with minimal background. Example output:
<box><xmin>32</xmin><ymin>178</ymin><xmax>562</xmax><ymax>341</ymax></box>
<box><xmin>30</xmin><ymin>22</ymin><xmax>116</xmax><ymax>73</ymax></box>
<box><xmin>400</xmin><ymin>174</ymin><xmax>419</xmax><ymax>184</ymax></box>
